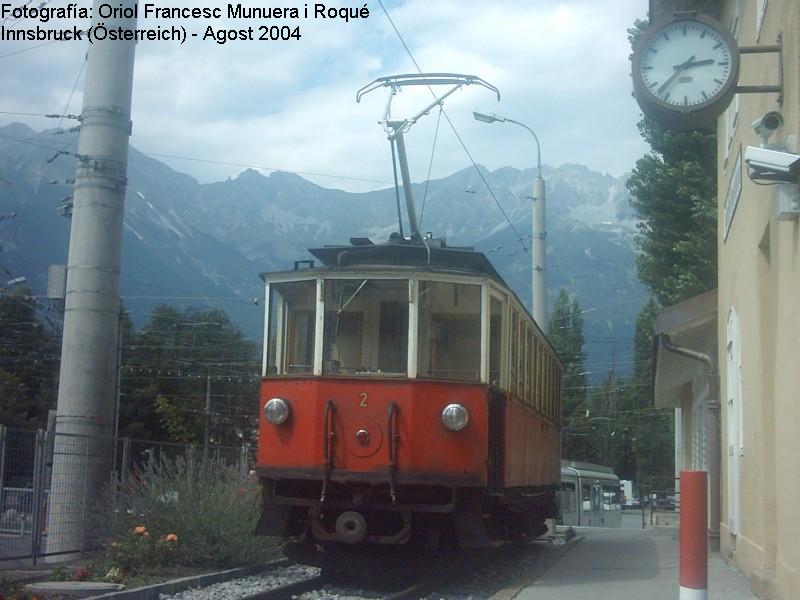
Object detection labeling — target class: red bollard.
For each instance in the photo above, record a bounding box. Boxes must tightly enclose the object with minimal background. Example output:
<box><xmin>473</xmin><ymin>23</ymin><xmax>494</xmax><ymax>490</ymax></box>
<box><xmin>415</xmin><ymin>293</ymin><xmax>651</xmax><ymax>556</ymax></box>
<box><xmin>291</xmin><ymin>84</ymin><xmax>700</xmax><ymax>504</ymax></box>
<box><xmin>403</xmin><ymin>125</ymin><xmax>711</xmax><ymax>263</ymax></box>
<box><xmin>680</xmin><ymin>470</ymin><xmax>708</xmax><ymax>599</ymax></box>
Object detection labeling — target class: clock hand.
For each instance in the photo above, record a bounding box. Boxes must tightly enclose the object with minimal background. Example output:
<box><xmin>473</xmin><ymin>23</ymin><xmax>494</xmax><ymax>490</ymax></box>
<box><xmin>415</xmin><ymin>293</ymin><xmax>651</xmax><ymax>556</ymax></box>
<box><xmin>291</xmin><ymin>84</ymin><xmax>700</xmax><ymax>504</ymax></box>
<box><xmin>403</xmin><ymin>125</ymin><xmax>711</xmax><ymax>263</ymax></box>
<box><xmin>658</xmin><ymin>55</ymin><xmax>695</xmax><ymax>94</ymax></box>
<box><xmin>673</xmin><ymin>58</ymin><xmax>715</xmax><ymax>69</ymax></box>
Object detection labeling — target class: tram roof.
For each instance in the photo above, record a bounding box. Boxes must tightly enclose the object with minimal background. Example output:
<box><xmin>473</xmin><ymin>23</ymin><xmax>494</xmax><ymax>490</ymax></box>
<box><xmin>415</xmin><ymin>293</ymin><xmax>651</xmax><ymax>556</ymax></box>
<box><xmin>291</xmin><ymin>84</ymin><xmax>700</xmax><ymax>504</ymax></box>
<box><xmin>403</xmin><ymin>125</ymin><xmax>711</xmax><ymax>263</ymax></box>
<box><xmin>260</xmin><ymin>238</ymin><xmax>507</xmax><ymax>286</ymax></box>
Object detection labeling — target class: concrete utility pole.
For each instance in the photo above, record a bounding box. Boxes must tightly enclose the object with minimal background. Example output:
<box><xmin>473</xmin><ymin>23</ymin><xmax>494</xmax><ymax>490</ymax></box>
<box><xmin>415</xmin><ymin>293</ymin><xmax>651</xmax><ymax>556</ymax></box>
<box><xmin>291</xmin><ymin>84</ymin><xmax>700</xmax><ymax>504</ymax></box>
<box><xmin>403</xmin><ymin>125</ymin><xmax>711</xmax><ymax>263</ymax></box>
<box><xmin>48</xmin><ymin>0</ymin><xmax>137</xmax><ymax>555</ymax></box>
<box><xmin>532</xmin><ymin>173</ymin><xmax>547</xmax><ymax>331</ymax></box>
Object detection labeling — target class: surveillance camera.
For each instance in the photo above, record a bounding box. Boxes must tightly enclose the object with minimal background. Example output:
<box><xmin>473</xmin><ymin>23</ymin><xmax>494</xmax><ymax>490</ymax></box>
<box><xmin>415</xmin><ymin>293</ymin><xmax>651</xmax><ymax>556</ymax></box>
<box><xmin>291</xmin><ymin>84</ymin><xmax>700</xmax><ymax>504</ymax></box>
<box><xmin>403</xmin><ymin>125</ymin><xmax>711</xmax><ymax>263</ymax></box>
<box><xmin>745</xmin><ymin>146</ymin><xmax>800</xmax><ymax>182</ymax></box>
<box><xmin>751</xmin><ymin>111</ymin><xmax>783</xmax><ymax>145</ymax></box>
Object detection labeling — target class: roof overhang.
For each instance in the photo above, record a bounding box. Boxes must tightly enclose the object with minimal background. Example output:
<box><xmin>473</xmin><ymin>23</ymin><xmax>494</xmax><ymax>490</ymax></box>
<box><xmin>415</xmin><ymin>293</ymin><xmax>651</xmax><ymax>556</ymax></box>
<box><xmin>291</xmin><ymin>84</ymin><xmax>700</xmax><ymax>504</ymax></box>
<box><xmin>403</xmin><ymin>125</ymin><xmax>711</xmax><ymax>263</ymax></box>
<box><xmin>652</xmin><ymin>289</ymin><xmax>717</xmax><ymax>408</ymax></box>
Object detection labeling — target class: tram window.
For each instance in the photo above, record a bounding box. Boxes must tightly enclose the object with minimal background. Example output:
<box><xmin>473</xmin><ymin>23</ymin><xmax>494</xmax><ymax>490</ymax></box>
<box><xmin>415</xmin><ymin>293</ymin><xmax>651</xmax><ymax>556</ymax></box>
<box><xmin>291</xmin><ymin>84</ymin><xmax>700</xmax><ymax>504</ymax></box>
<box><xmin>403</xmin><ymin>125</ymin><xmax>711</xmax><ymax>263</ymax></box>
<box><xmin>378</xmin><ymin>300</ymin><xmax>408</xmax><ymax>373</ymax></box>
<box><xmin>489</xmin><ymin>297</ymin><xmax>504</xmax><ymax>387</ymax></box>
<box><xmin>509</xmin><ymin>311</ymin><xmax>518</xmax><ymax>393</ymax></box>
<box><xmin>323</xmin><ymin>279</ymin><xmax>408</xmax><ymax>375</ymax></box>
<box><xmin>266</xmin><ymin>280</ymin><xmax>317</xmax><ymax>375</ymax></box>
<box><xmin>582</xmin><ymin>483</ymin><xmax>592</xmax><ymax>511</ymax></box>
<box><xmin>522</xmin><ymin>327</ymin><xmax>533</xmax><ymax>404</ymax></box>
<box><xmin>603</xmin><ymin>485</ymin><xmax>621</xmax><ymax>510</ymax></box>
<box><xmin>518</xmin><ymin>326</ymin><xmax>524</xmax><ymax>400</ymax></box>
<box><xmin>418</xmin><ymin>281</ymin><xmax>481</xmax><ymax>381</ymax></box>
<box><xmin>560</xmin><ymin>481</ymin><xmax>577</xmax><ymax>513</ymax></box>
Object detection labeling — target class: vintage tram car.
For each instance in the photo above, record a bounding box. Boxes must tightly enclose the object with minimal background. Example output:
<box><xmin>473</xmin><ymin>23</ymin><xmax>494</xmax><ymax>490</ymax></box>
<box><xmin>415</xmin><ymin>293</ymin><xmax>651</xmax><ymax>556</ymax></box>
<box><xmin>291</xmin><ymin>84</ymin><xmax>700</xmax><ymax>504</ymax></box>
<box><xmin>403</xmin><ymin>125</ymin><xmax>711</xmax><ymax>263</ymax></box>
<box><xmin>255</xmin><ymin>237</ymin><xmax>563</xmax><ymax>552</ymax></box>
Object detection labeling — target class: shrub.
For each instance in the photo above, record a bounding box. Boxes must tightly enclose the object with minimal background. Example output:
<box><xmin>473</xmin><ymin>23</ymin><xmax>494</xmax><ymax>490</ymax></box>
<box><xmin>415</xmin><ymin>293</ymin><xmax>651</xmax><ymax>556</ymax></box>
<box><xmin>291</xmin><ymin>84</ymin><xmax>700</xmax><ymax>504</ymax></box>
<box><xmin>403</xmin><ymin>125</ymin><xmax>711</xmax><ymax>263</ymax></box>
<box><xmin>89</xmin><ymin>454</ymin><xmax>277</xmax><ymax>577</ymax></box>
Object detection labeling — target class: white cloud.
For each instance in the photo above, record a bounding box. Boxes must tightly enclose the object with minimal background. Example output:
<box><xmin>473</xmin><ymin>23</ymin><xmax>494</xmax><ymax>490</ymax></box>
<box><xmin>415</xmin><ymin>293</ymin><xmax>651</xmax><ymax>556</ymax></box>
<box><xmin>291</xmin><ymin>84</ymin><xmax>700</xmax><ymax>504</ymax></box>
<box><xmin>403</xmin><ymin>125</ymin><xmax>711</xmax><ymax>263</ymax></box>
<box><xmin>0</xmin><ymin>0</ymin><xmax>649</xmax><ymax>190</ymax></box>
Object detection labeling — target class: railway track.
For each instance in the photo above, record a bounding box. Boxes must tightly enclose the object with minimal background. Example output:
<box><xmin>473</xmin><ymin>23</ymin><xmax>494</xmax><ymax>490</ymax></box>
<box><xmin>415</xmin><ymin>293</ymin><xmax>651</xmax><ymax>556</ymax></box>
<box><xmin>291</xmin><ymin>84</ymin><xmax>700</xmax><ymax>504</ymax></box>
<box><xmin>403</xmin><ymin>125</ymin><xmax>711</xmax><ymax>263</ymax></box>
<box><xmin>162</xmin><ymin>532</ymin><xmax>578</xmax><ymax>600</ymax></box>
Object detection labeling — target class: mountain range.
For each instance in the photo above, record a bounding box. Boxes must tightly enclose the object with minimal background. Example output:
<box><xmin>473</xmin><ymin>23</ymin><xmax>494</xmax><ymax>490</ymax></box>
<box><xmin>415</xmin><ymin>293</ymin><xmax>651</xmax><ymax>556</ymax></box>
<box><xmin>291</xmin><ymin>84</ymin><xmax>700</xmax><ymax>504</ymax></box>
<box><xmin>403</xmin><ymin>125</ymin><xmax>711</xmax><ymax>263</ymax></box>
<box><xmin>0</xmin><ymin>122</ymin><xmax>646</xmax><ymax>378</ymax></box>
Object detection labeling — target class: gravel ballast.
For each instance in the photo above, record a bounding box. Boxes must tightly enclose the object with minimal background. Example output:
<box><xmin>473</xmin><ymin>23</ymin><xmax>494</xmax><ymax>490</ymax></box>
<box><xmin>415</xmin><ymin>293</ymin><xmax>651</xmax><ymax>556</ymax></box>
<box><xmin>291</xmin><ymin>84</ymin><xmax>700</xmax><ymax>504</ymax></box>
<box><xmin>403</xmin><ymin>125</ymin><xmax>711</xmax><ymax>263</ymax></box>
<box><xmin>159</xmin><ymin>565</ymin><xmax>321</xmax><ymax>600</ymax></box>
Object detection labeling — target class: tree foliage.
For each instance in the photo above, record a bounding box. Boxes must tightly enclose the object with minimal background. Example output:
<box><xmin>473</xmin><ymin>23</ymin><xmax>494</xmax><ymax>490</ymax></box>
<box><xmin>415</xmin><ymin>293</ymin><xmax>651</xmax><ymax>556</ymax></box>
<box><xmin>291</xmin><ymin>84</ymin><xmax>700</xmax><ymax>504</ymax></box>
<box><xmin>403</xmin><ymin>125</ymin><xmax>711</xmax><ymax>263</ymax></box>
<box><xmin>119</xmin><ymin>305</ymin><xmax>259</xmax><ymax>446</ymax></box>
<box><xmin>0</xmin><ymin>295</ymin><xmax>259</xmax><ymax>447</ymax></box>
<box><xmin>0</xmin><ymin>288</ymin><xmax>59</xmax><ymax>429</ymax></box>
<box><xmin>549</xmin><ymin>289</ymin><xmax>589</xmax><ymax>460</ymax></box>
<box><xmin>626</xmin><ymin>120</ymin><xmax>717</xmax><ymax>306</ymax></box>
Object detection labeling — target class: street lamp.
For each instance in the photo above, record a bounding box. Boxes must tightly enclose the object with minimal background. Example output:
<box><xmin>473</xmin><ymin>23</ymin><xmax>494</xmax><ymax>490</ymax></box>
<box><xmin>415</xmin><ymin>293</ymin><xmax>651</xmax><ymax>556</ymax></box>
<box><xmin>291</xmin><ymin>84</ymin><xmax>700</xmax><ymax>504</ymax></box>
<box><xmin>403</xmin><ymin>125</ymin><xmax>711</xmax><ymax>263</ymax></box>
<box><xmin>473</xmin><ymin>110</ymin><xmax>547</xmax><ymax>330</ymax></box>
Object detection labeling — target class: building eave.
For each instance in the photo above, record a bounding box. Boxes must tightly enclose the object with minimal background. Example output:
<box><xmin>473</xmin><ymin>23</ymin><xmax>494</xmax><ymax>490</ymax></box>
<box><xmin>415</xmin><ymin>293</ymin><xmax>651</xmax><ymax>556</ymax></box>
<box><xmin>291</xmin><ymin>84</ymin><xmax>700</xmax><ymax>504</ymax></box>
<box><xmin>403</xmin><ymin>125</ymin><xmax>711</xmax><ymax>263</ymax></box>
<box><xmin>652</xmin><ymin>289</ymin><xmax>718</xmax><ymax>408</ymax></box>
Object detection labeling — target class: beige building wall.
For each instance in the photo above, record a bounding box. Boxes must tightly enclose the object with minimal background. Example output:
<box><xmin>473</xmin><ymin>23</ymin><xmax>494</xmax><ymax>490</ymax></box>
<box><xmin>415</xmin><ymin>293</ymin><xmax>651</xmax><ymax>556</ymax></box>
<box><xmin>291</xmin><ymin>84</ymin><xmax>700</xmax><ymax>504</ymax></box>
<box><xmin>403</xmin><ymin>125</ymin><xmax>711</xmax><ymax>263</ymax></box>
<box><xmin>716</xmin><ymin>1</ymin><xmax>799</xmax><ymax>598</ymax></box>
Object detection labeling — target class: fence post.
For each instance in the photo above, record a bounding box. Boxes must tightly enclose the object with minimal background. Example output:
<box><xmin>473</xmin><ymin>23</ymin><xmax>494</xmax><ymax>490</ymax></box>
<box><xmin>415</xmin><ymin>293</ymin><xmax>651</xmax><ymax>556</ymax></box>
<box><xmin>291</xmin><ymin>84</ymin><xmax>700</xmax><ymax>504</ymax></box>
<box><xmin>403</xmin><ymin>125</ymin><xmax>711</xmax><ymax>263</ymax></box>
<box><xmin>239</xmin><ymin>444</ymin><xmax>248</xmax><ymax>480</ymax></box>
<box><xmin>0</xmin><ymin>425</ymin><xmax>6</xmax><ymax>508</ymax></box>
<box><xmin>80</xmin><ymin>438</ymin><xmax>90</xmax><ymax>553</ymax></box>
<box><xmin>30</xmin><ymin>429</ymin><xmax>47</xmax><ymax>564</ymax></box>
<box><xmin>120</xmin><ymin>437</ymin><xmax>130</xmax><ymax>485</ymax></box>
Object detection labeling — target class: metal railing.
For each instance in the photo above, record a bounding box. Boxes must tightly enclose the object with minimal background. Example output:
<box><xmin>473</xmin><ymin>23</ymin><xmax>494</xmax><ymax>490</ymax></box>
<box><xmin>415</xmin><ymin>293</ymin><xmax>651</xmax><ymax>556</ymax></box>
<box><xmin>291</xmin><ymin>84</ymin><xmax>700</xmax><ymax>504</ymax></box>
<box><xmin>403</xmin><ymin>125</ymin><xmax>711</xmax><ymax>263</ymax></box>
<box><xmin>0</xmin><ymin>424</ymin><xmax>253</xmax><ymax>563</ymax></box>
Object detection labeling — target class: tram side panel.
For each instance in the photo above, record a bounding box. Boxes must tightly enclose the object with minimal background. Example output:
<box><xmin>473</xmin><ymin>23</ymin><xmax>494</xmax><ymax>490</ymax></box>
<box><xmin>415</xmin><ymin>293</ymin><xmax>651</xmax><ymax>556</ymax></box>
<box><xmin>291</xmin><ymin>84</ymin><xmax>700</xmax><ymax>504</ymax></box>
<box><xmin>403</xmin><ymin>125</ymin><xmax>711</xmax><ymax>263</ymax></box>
<box><xmin>503</xmin><ymin>398</ymin><xmax>560</xmax><ymax>488</ymax></box>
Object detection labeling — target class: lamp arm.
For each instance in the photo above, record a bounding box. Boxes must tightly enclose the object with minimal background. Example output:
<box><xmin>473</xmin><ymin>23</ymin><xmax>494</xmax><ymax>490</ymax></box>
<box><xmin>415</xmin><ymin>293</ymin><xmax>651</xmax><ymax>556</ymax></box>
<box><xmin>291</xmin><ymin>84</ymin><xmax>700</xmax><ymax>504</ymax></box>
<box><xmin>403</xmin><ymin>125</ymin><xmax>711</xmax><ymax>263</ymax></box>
<box><xmin>505</xmin><ymin>118</ymin><xmax>542</xmax><ymax>177</ymax></box>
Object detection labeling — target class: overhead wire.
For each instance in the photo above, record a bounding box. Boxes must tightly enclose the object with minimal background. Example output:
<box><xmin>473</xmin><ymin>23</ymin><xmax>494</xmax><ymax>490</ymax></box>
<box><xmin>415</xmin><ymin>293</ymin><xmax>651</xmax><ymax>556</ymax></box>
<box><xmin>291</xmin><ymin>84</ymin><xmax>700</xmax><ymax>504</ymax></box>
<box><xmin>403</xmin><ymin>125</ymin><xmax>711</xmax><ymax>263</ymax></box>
<box><xmin>418</xmin><ymin>105</ymin><xmax>442</xmax><ymax>228</ymax></box>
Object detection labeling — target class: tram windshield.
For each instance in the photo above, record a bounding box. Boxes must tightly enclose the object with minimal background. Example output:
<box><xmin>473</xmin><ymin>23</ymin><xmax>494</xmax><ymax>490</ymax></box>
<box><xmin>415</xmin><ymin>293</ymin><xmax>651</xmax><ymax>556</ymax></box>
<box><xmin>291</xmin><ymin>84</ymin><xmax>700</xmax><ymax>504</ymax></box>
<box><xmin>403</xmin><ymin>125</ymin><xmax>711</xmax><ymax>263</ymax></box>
<box><xmin>418</xmin><ymin>281</ymin><xmax>481</xmax><ymax>381</ymax></box>
<box><xmin>264</xmin><ymin>277</ymin><xmax>485</xmax><ymax>381</ymax></box>
<box><xmin>322</xmin><ymin>279</ymin><xmax>408</xmax><ymax>375</ymax></box>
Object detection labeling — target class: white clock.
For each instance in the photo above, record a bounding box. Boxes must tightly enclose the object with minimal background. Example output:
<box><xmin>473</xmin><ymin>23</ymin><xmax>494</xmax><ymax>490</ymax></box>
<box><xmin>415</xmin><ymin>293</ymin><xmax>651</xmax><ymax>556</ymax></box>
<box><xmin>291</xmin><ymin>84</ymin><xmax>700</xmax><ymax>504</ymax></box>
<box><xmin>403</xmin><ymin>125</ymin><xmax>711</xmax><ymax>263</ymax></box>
<box><xmin>632</xmin><ymin>13</ymin><xmax>740</xmax><ymax>130</ymax></box>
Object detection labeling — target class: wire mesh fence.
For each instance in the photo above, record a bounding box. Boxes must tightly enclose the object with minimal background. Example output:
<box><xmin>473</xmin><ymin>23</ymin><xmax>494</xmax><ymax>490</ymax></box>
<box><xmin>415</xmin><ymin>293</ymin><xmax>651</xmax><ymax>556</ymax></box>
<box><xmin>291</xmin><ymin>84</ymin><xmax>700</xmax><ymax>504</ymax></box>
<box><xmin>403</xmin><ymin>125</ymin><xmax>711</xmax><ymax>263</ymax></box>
<box><xmin>0</xmin><ymin>424</ymin><xmax>254</xmax><ymax>563</ymax></box>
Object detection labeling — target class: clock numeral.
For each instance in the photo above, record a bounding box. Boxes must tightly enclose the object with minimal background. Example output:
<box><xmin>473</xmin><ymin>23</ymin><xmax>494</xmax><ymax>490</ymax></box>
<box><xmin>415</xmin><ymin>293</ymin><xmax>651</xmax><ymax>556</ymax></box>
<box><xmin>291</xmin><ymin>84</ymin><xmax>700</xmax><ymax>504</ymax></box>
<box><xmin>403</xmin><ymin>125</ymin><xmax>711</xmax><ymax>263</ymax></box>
<box><xmin>713</xmin><ymin>42</ymin><xmax>723</xmax><ymax>49</ymax></box>
<box><xmin>713</xmin><ymin>78</ymin><xmax>723</xmax><ymax>84</ymax></box>
<box><xmin>702</xmin><ymin>91</ymin><xmax>709</xmax><ymax>100</ymax></box>
<box><xmin>718</xmin><ymin>61</ymin><xmax>729</xmax><ymax>66</ymax></box>
<box><xmin>664</xmin><ymin>92</ymin><xmax>671</xmax><ymax>102</ymax></box>
<box><xmin>700</xmin><ymin>30</ymin><xmax>707</xmax><ymax>39</ymax></box>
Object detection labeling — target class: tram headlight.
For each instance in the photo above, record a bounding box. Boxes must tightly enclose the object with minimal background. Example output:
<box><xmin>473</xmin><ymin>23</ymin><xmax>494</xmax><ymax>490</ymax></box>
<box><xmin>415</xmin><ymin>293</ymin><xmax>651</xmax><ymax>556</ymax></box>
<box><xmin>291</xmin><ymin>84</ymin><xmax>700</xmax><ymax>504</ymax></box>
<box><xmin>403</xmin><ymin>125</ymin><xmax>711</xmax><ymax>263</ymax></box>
<box><xmin>441</xmin><ymin>403</ymin><xmax>469</xmax><ymax>432</ymax></box>
<box><xmin>264</xmin><ymin>398</ymin><xmax>291</xmax><ymax>425</ymax></box>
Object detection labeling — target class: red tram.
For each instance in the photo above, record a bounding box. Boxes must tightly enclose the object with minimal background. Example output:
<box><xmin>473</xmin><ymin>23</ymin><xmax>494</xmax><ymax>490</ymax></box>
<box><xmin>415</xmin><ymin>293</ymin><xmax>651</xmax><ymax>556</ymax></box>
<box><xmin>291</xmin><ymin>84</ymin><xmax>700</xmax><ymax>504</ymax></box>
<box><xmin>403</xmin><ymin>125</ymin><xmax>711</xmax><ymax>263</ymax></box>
<box><xmin>255</xmin><ymin>239</ymin><xmax>563</xmax><ymax>553</ymax></box>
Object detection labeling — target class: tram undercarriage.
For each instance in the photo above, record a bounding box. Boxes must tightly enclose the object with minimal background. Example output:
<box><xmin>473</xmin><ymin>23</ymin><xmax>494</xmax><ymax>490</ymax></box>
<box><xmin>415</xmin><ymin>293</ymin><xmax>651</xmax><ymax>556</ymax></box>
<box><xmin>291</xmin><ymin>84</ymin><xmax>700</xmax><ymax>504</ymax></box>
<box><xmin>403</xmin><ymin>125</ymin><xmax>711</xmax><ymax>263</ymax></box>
<box><xmin>257</xmin><ymin>477</ymin><xmax>557</xmax><ymax>554</ymax></box>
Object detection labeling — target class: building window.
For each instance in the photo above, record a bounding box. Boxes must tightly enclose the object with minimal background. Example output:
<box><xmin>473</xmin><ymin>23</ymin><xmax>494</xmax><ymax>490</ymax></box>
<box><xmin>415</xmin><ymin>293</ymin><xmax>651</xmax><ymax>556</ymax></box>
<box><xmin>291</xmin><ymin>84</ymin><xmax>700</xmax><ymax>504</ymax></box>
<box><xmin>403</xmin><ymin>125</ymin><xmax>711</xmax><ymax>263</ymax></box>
<box><xmin>723</xmin><ymin>150</ymin><xmax>742</xmax><ymax>241</ymax></box>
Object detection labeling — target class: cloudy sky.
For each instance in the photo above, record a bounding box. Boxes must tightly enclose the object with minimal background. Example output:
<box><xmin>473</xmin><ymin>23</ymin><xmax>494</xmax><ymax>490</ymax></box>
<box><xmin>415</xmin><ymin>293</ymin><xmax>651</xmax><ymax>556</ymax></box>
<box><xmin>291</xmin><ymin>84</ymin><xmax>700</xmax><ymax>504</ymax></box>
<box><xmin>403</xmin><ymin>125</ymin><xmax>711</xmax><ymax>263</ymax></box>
<box><xmin>1</xmin><ymin>0</ymin><xmax>650</xmax><ymax>191</ymax></box>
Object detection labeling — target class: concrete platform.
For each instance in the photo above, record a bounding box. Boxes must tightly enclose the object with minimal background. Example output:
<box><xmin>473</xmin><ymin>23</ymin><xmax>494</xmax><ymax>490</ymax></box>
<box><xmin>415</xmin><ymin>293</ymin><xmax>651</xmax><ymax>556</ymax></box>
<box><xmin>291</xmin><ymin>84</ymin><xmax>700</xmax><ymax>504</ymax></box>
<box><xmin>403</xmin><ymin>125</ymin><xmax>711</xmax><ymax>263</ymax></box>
<box><xmin>515</xmin><ymin>526</ymin><xmax>757</xmax><ymax>600</ymax></box>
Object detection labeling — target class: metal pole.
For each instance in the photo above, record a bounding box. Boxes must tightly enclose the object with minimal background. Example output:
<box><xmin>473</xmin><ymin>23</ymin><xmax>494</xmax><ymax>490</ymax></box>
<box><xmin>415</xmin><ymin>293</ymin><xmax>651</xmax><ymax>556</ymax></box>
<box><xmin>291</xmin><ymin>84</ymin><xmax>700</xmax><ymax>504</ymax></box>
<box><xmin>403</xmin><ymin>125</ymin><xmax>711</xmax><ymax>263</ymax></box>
<box><xmin>0</xmin><ymin>425</ymin><xmax>6</xmax><ymax>495</ymax></box>
<box><xmin>392</xmin><ymin>130</ymin><xmax>420</xmax><ymax>238</ymax></box>
<box><xmin>204</xmin><ymin>375</ymin><xmax>211</xmax><ymax>456</ymax></box>
<box><xmin>30</xmin><ymin>430</ymin><xmax>45</xmax><ymax>564</ymax></box>
<box><xmin>532</xmin><ymin>177</ymin><xmax>547</xmax><ymax>330</ymax></box>
<box><xmin>680</xmin><ymin>470</ymin><xmax>709</xmax><ymax>599</ymax></box>
<box><xmin>48</xmin><ymin>0</ymin><xmax>137</xmax><ymax>555</ymax></box>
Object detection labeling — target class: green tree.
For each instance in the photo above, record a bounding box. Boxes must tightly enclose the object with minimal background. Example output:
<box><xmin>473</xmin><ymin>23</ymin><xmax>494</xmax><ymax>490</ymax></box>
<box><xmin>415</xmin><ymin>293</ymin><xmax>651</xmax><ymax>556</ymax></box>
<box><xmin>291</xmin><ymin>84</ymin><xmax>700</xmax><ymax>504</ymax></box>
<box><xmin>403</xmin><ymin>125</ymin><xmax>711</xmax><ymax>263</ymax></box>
<box><xmin>119</xmin><ymin>305</ymin><xmax>259</xmax><ymax>446</ymax></box>
<box><xmin>549</xmin><ymin>288</ymin><xmax>590</xmax><ymax>460</ymax></box>
<box><xmin>626</xmin><ymin>120</ymin><xmax>717</xmax><ymax>305</ymax></box>
<box><xmin>0</xmin><ymin>287</ymin><xmax>59</xmax><ymax>429</ymax></box>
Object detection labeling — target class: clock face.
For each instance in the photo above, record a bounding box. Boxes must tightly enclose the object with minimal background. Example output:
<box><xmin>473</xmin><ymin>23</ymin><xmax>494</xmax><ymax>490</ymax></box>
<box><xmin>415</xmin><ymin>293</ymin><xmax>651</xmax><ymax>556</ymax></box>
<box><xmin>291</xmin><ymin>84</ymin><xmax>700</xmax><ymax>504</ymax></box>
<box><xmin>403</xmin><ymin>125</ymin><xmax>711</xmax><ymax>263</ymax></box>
<box><xmin>631</xmin><ymin>14</ymin><xmax>740</xmax><ymax>129</ymax></box>
<box><xmin>639</xmin><ymin>20</ymin><xmax>734</xmax><ymax>109</ymax></box>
